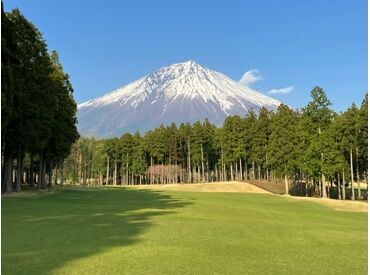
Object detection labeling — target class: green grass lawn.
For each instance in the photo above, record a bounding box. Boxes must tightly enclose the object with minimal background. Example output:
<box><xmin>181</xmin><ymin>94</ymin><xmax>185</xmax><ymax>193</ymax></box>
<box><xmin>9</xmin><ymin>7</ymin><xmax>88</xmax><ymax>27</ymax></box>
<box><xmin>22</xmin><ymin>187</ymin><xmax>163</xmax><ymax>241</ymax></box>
<box><xmin>2</xmin><ymin>187</ymin><xmax>368</xmax><ymax>274</ymax></box>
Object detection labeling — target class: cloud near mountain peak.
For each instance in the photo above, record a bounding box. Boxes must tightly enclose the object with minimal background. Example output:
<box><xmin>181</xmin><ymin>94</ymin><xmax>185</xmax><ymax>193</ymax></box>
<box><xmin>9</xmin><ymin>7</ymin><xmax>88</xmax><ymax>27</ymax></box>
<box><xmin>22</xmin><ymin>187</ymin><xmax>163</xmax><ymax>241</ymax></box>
<box><xmin>238</xmin><ymin>69</ymin><xmax>262</xmax><ymax>87</ymax></box>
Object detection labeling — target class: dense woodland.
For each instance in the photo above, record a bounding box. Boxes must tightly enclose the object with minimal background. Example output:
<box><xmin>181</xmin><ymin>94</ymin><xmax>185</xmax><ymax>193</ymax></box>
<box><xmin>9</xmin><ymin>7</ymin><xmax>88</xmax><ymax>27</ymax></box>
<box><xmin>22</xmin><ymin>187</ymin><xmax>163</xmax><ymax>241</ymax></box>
<box><xmin>60</xmin><ymin>89</ymin><xmax>367</xmax><ymax>200</ymax></box>
<box><xmin>1</xmin><ymin>4</ymin><xmax>79</xmax><ymax>193</ymax></box>
<box><xmin>1</xmin><ymin>4</ymin><xmax>368</xmax><ymax>201</ymax></box>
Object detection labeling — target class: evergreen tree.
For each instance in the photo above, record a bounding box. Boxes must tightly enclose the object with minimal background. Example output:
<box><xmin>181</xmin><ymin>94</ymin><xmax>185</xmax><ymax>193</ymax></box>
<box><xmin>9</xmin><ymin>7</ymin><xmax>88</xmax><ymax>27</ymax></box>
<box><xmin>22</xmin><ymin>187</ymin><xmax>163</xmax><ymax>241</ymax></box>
<box><xmin>301</xmin><ymin>87</ymin><xmax>334</xmax><ymax>198</ymax></box>
<box><xmin>47</xmin><ymin>50</ymin><xmax>79</xmax><ymax>166</ymax></box>
<box><xmin>223</xmin><ymin>115</ymin><xmax>245</xmax><ymax>180</ymax></box>
<box><xmin>338</xmin><ymin>104</ymin><xmax>361</xmax><ymax>199</ymax></box>
<box><xmin>251</xmin><ymin>107</ymin><xmax>271</xmax><ymax>180</ymax></box>
<box><xmin>119</xmin><ymin>133</ymin><xmax>134</xmax><ymax>184</ymax></box>
<box><xmin>131</xmin><ymin>132</ymin><xmax>147</xmax><ymax>184</ymax></box>
<box><xmin>243</xmin><ymin>111</ymin><xmax>257</xmax><ymax>179</ymax></box>
<box><xmin>4</xmin><ymin>8</ymin><xmax>57</xmax><ymax>191</ymax></box>
<box><xmin>1</xmin><ymin>2</ymin><xmax>15</xmax><ymax>142</ymax></box>
<box><xmin>268</xmin><ymin>104</ymin><xmax>300</xmax><ymax>194</ymax></box>
<box><xmin>358</xmin><ymin>94</ymin><xmax>368</xmax><ymax>185</ymax></box>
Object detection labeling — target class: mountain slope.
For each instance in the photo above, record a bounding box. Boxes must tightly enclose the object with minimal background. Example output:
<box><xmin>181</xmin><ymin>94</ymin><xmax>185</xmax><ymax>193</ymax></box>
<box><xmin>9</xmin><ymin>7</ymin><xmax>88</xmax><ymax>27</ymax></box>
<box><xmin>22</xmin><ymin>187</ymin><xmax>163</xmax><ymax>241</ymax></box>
<box><xmin>77</xmin><ymin>61</ymin><xmax>281</xmax><ymax>137</ymax></box>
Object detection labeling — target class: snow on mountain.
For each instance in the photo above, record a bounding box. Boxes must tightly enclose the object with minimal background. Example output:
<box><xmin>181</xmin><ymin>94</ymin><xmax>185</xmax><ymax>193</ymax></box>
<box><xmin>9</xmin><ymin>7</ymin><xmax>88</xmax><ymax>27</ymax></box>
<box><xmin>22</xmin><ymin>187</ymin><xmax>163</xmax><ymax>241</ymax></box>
<box><xmin>77</xmin><ymin>60</ymin><xmax>281</xmax><ymax>137</ymax></box>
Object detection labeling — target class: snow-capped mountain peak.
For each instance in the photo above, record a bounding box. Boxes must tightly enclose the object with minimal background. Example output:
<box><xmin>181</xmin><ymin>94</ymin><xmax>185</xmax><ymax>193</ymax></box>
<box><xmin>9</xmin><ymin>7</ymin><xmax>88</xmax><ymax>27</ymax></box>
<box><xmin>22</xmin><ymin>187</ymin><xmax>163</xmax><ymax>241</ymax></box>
<box><xmin>77</xmin><ymin>61</ymin><xmax>281</xmax><ymax>137</ymax></box>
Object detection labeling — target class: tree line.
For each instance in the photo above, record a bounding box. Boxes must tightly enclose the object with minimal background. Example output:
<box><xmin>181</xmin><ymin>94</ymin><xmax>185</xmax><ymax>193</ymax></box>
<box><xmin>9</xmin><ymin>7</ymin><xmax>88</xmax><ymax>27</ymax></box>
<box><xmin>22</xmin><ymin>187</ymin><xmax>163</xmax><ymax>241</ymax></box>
<box><xmin>1</xmin><ymin>3</ymin><xmax>79</xmax><ymax>193</ymax></box>
<box><xmin>1</xmin><ymin>5</ymin><xmax>367</xmax><ymax>200</ymax></box>
<box><xmin>58</xmin><ymin>87</ymin><xmax>367</xmax><ymax>200</ymax></box>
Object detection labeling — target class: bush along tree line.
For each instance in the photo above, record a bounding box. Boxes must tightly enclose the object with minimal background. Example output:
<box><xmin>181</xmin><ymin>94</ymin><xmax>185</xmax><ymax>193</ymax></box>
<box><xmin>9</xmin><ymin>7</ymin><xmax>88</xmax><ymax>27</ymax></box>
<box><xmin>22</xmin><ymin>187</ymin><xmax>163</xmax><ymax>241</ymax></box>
<box><xmin>1</xmin><ymin>3</ymin><xmax>79</xmax><ymax>193</ymax></box>
<box><xmin>59</xmin><ymin>87</ymin><xmax>367</xmax><ymax>200</ymax></box>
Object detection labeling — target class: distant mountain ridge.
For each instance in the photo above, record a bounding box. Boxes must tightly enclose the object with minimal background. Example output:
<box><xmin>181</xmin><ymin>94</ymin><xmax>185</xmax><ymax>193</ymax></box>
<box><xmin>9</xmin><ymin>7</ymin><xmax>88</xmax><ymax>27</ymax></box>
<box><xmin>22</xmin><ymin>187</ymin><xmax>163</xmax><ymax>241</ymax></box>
<box><xmin>77</xmin><ymin>60</ymin><xmax>281</xmax><ymax>137</ymax></box>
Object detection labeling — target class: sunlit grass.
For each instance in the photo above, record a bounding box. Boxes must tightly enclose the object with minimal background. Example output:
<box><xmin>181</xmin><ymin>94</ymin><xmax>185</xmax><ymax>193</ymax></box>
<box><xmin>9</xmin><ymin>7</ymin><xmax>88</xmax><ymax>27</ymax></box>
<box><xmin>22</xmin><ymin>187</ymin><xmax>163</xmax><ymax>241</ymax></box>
<box><xmin>2</xmin><ymin>187</ymin><xmax>367</xmax><ymax>274</ymax></box>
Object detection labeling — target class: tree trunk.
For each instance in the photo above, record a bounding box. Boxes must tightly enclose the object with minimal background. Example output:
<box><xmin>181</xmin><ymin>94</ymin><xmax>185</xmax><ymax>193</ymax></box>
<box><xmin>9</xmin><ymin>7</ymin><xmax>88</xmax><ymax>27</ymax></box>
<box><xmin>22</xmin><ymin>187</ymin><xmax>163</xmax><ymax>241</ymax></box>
<box><xmin>252</xmin><ymin>161</ymin><xmax>255</xmax><ymax>180</ymax></box>
<box><xmin>356</xmin><ymin>148</ymin><xmax>361</xmax><ymax>199</ymax></box>
<box><xmin>239</xmin><ymin>158</ymin><xmax>243</xmax><ymax>180</ymax></box>
<box><xmin>221</xmin><ymin>144</ymin><xmax>224</xmax><ymax>181</ymax></box>
<box><xmin>126</xmin><ymin>153</ymin><xmax>129</xmax><ymax>185</ymax></box>
<box><xmin>16</xmin><ymin>146</ymin><xmax>23</xmax><ymax>192</ymax></box>
<box><xmin>230</xmin><ymin>163</ymin><xmax>234</xmax><ymax>181</ymax></box>
<box><xmin>90</xmin><ymin>157</ymin><xmax>94</xmax><ymax>185</ymax></box>
<box><xmin>187</xmin><ymin>138</ymin><xmax>191</xmax><ymax>183</ymax></box>
<box><xmin>350</xmin><ymin>148</ymin><xmax>355</xmax><ymax>200</ymax></box>
<box><xmin>284</xmin><ymin>170</ymin><xmax>289</xmax><ymax>195</ymax></box>
<box><xmin>342</xmin><ymin>169</ymin><xmax>346</xmax><ymax>200</ymax></box>
<box><xmin>318</xmin><ymin>125</ymin><xmax>327</xmax><ymax>198</ymax></box>
<box><xmin>60</xmin><ymin>162</ymin><xmax>64</xmax><ymax>186</ymax></box>
<box><xmin>106</xmin><ymin>155</ymin><xmax>110</xmax><ymax>185</ymax></box>
<box><xmin>48</xmin><ymin>160</ymin><xmax>53</xmax><ymax>188</ymax></box>
<box><xmin>39</xmin><ymin>154</ymin><xmax>43</xmax><ymax>190</ymax></box>
<box><xmin>266</xmin><ymin>154</ymin><xmax>269</xmax><ymax>181</ymax></box>
<box><xmin>201</xmin><ymin>144</ymin><xmax>205</xmax><ymax>182</ymax></box>
<box><xmin>366</xmin><ymin>170</ymin><xmax>368</xmax><ymax>196</ymax></box>
<box><xmin>43</xmin><ymin>156</ymin><xmax>47</xmax><ymax>189</ymax></box>
<box><xmin>72</xmin><ymin>163</ymin><xmax>76</xmax><ymax>185</ymax></box>
<box><xmin>83</xmin><ymin>163</ymin><xmax>87</xmax><ymax>186</ymax></box>
<box><xmin>175</xmin><ymin>160</ymin><xmax>178</xmax><ymax>183</ymax></box>
<box><xmin>321</xmin><ymin>172</ymin><xmax>327</xmax><ymax>198</ymax></box>
<box><xmin>150</xmin><ymin>155</ymin><xmax>153</xmax><ymax>184</ymax></box>
<box><xmin>245</xmin><ymin>162</ymin><xmax>248</xmax><ymax>180</ymax></box>
<box><xmin>1</xmin><ymin>153</ymin><xmax>5</xmax><ymax>193</ymax></box>
<box><xmin>206</xmin><ymin>158</ymin><xmax>209</xmax><ymax>182</ymax></box>
<box><xmin>121</xmin><ymin>170</ymin><xmax>124</xmax><ymax>185</ymax></box>
<box><xmin>4</xmin><ymin>155</ymin><xmax>12</xmax><ymax>193</ymax></box>
<box><xmin>54</xmin><ymin>166</ymin><xmax>58</xmax><ymax>186</ymax></box>
<box><xmin>39</xmin><ymin>154</ymin><xmax>46</xmax><ymax>190</ymax></box>
<box><xmin>258</xmin><ymin>164</ymin><xmax>261</xmax><ymax>180</ymax></box>
<box><xmin>214</xmin><ymin>169</ymin><xmax>216</xmax><ymax>182</ymax></box>
<box><xmin>29</xmin><ymin>153</ymin><xmax>34</xmax><ymax>187</ymax></box>
<box><xmin>78</xmin><ymin>150</ymin><xmax>82</xmax><ymax>184</ymax></box>
<box><xmin>337</xmin><ymin>173</ymin><xmax>341</xmax><ymax>200</ymax></box>
<box><xmin>194</xmin><ymin>166</ymin><xmax>197</xmax><ymax>183</ymax></box>
<box><xmin>161</xmin><ymin>163</ymin><xmax>164</xmax><ymax>184</ymax></box>
<box><xmin>114</xmin><ymin>160</ymin><xmax>117</xmax><ymax>186</ymax></box>
<box><xmin>305</xmin><ymin>180</ymin><xmax>308</xmax><ymax>197</ymax></box>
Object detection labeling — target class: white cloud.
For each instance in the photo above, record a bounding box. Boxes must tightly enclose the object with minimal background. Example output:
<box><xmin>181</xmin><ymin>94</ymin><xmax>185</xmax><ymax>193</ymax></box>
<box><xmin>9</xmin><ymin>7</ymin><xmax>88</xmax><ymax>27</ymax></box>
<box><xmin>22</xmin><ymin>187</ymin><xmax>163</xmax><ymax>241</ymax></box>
<box><xmin>238</xmin><ymin>69</ymin><xmax>262</xmax><ymax>87</ymax></box>
<box><xmin>267</xmin><ymin>86</ymin><xmax>294</xmax><ymax>95</ymax></box>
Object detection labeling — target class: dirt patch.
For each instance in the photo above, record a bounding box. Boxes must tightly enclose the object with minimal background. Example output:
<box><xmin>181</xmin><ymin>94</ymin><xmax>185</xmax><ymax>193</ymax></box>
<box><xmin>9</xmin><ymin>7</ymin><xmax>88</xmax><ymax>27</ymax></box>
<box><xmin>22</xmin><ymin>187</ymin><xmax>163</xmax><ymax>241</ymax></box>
<box><xmin>131</xmin><ymin>181</ymin><xmax>270</xmax><ymax>193</ymax></box>
<box><xmin>282</xmin><ymin>195</ymin><xmax>368</xmax><ymax>212</ymax></box>
<box><xmin>246</xmin><ymin>180</ymin><xmax>286</xmax><ymax>194</ymax></box>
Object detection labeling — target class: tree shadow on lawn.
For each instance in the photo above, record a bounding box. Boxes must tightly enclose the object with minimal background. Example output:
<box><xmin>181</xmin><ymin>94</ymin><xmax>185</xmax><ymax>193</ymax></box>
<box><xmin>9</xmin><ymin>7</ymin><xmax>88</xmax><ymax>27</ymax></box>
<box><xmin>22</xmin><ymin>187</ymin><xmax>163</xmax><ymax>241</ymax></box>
<box><xmin>2</xmin><ymin>187</ymin><xmax>191</xmax><ymax>274</ymax></box>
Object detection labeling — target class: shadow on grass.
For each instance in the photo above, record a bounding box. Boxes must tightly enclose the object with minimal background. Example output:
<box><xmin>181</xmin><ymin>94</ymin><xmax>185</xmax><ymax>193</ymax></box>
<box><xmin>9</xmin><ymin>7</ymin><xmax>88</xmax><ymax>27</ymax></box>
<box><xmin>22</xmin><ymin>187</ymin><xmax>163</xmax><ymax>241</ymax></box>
<box><xmin>2</xmin><ymin>187</ymin><xmax>191</xmax><ymax>274</ymax></box>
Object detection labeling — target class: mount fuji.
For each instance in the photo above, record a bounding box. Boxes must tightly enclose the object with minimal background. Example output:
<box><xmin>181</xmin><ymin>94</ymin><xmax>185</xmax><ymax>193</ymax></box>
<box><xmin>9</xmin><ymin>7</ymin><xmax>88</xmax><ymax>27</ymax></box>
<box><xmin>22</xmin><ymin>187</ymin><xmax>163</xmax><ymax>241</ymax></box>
<box><xmin>77</xmin><ymin>61</ymin><xmax>281</xmax><ymax>137</ymax></box>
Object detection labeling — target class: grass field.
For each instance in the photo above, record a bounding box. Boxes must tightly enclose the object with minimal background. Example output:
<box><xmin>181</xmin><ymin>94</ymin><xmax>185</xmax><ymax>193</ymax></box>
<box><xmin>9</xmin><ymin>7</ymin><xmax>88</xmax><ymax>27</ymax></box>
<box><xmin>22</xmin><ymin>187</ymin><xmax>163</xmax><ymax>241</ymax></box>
<box><xmin>2</xmin><ymin>187</ymin><xmax>368</xmax><ymax>274</ymax></box>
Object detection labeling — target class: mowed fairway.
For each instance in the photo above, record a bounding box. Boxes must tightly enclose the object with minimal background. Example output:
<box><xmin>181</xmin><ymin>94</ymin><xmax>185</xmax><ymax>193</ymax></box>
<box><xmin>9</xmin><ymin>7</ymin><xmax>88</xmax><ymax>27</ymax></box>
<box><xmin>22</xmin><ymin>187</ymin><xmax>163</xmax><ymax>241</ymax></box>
<box><xmin>2</xmin><ymin>187</ymin><xmax>367</xmax><ymax>274</ymax></box>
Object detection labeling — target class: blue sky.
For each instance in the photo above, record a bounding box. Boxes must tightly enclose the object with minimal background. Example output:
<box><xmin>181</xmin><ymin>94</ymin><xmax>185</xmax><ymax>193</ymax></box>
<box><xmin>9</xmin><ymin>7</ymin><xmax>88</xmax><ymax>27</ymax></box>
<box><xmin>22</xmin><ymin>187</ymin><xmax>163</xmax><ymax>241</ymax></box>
<box><xmin>5</xmin><ymin>0</ymin><xmax>367</xmax><ymax>111</ymax></box>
